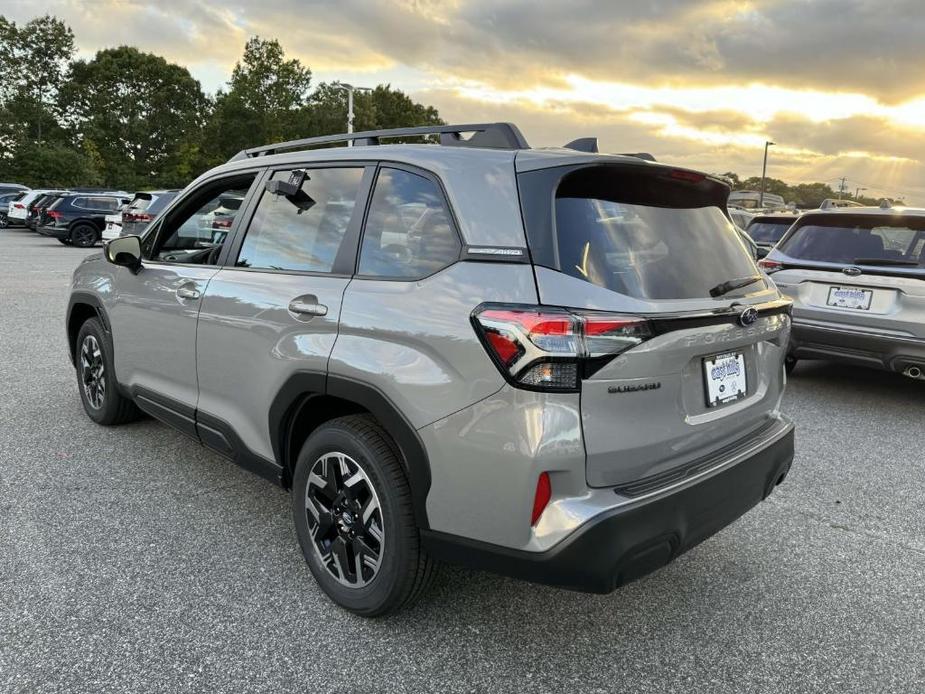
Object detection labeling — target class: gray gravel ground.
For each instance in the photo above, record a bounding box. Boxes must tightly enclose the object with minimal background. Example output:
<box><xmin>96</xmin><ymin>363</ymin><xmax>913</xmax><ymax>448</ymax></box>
<box><xmin>1</xmin><ymin>229</ymin><xmax>923</xmax><ymax>693</ymax></box>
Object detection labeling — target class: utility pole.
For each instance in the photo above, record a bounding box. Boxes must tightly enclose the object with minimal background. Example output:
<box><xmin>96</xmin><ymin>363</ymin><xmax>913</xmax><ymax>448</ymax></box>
<box><xmin>332</xmin><ymin>82</ymin><xmax>372</xmax><ymax>145</ymax></box>
<box><xmin>759</xmin><ymin>141</ymin><xmax>775</xmax><ymax>208</ymax></box>
<box><xmin>855</xmin><ymin>186</ymin><xmax>867</xmax><ymax>200</ymax></box>
<box><xmin>838</xmin><ymin>177</ymin><xmax>848</xmax><ymax>200</ymax></box>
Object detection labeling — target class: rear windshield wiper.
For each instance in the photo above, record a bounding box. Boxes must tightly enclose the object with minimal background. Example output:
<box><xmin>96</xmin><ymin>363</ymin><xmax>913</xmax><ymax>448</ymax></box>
<box><xmin>853</xmin><ymin>257</ymin><xmax>921</xmax><ymax>266</ymax></box>
<box><xmin>709</xmin><ymin>275</ymin><xmax>763</xmax><ymax>298</ymax></box>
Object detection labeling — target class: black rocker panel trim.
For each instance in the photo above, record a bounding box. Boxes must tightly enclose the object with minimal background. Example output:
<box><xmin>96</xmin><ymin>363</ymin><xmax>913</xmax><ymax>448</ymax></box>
<box><xmin>132</xmin><ymin>386</ymin><xmax>198</xmax><ymax>440</ymax></box>
<box><xmin>196</xmin><ymin>411</ymin><xmax>284</xmax><ymax>485</ymax></box>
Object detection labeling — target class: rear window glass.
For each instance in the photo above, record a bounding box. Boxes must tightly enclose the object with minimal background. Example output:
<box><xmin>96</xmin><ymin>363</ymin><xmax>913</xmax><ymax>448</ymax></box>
<box><xmin>779</xmin><ymin>216</ymin><xmax>925</xmax><ymax>266</ymax></box>
<box><xmin>543</xmin><ymin>168</ymin><xmax>760</xmax><ymax>300</ymax></box>
<box><xmin>128</xmin><ymin>195</ymin><xmax>154</xmax><ymax>211</ymax></box>
<box><xmin>747</xmin><ymin>219</ymin><xmax>793</xmax><ymax>244</ymax></box>
<box><xmin>149</xmin><ymin>193</ymin><xmax>178</xmax><ymax>213</ymax></box>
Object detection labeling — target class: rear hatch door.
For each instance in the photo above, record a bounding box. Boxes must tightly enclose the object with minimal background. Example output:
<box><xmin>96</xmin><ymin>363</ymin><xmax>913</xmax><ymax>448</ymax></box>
<box><xmin>518</xmin><ymin>160</ymin><xmax>791</xmax><ymax>488</ymax></box>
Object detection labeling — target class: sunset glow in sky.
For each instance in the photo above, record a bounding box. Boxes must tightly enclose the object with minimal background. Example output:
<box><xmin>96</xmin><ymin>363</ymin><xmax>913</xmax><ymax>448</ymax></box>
<box><xmin>4</xmin><ymin>0</ymin><xmax>924</xmax><ymax>201</ymax></box>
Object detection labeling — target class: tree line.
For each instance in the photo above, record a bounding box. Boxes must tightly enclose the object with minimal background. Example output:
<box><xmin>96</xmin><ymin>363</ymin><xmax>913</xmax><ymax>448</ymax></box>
<box><xmin>719</xmin><ymin>172</ymin><xmax>898</xmax><ymax>209</ymax></box>
<box><xmin>0</xmin><ymin>15</ymin><xmax>443</xmax><ymax>191</ymax></box>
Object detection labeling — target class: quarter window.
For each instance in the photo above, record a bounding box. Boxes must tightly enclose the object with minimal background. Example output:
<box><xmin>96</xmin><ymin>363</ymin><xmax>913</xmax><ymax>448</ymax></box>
<box><xmin>358</xmin><ymin>168</ymin><xmax>460</xmax><ymax>279</ymax></box>
<box><xmin>236</xmin><ymin>168</ymin><xmax>364</xmax><ymax>273</ymax></box>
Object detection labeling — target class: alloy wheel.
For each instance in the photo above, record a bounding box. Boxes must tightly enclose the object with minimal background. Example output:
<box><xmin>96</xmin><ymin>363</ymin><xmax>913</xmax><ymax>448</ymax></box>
<box><xmin>80</xmin><ymin>335</ymin><xmax>106</xmax><ymax>409</ymax></box>
<box><xmin>305</xmin><ymin>452</ymin><xmax>385</xmax><ymax>587</ymax></box>
<box><xmin>73</xmin><ymin>226</ymin><xmax>96</xmax><ymax>247</ymax></box>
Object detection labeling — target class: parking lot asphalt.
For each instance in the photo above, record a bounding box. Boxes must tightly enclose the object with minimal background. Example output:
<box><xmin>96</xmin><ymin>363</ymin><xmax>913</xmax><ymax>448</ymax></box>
<box><xmin>1</xmin><ymin>228</ymin><xmax>923</xmax><ymax>694</ymax></box>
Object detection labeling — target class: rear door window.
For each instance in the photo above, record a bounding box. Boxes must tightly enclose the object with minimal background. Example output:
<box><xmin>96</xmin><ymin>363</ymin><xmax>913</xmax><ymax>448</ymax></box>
<box><xmin>358</xmin><ymin>167</ymin><xmax>460</xmax><ymax>279</ymax></box>
<box><xmin>236</xmin><ymin>167</ymin><xmax>364</xmax><ymax>273</ymax></box>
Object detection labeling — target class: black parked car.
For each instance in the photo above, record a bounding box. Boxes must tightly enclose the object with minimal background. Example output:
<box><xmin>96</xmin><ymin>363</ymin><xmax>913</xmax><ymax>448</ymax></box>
<box><xmin>37</xmin><ymin>192</ymin><xmax>129</xmax><ymax>247</ymax></box>
<box><xmin>120</xmin><ymin>190</ymin><xmax>181</xmax><ymax>237</ymax></box>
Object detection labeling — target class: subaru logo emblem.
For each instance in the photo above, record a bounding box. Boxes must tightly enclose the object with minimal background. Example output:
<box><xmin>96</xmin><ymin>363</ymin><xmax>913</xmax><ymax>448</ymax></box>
<box><xmin>739</xmin><ymin>307</ymin><xmax>759</xmax><ymax>327</ymax></box>
<box><xmin>843</xmin><ymin>266</ymin><xmax>862</xmax><ymax>276</ymax></box>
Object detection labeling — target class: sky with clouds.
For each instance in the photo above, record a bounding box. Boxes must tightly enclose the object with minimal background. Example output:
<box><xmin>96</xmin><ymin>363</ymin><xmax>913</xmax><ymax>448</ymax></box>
<box><xmin>4</xmin><ymin>0</ymin><xmax>924</xmax><ymax>202</ymax></box>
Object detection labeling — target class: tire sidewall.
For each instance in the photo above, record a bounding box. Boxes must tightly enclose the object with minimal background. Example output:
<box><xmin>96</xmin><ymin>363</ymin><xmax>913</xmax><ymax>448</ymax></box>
<box><xmin>71</xmin><ymin>223</ymin><xmax>99</xmax><ymax>248</ymax></box>
<box><xmin>292</xmin><ymin>423</ymin><xmax>413</xmax><ymax>615</ymax></box>
<box><xmin>75</xmin><ymin>318</ymin><xmax>120</xmax><ymax>424</ymax></box>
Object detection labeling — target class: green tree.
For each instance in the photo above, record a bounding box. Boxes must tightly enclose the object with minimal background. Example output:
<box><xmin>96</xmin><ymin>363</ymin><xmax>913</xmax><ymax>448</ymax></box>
<box><xmin>0</xmin><ymin>140</ymin><xmax>101</xmax><ymax>188</ymax></box>
<box><xmin>59</xmin><ymin>46</ymin><xmax>209</xmax><ymax>189</ymax></box>
<box><xmin>789</xmin><ymin>182</ymin><xmax>838</xmax><ymax>208</ymax></box>
<box><xmin>202</xmin><ymin>37</ymin><xmax>312</xmax><ymax>164</ymax></box>
<box><xmin>0</xmin><ymin>14</ymin><xmax>75</xmax><ymax>143</ymax></box>
<box><xmin>305</xmin><ymin>83</ymin><xmax>443</xmax><ymax>140</ymax></box>
<box><xmin>739</xmin><ymin>176</ymin><xmax>790</xmax><ymax>200</ymax></box>
<box><xmin>718</xmin><ymin>171</ymin><xmax>740</xmax><ymax>188</ymax></box>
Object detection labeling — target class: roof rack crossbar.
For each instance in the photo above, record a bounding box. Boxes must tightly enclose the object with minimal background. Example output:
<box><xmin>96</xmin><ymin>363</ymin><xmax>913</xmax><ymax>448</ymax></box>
<box><xmin>228</xmin><ymin>122</ymin><xmax>529</xmax><ymax>161</ymax></box>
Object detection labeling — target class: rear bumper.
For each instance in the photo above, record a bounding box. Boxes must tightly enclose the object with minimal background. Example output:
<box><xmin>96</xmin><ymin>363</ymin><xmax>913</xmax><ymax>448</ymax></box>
<box><xmin>422</xmin><ymin>421</ymin><xmax>794</xmax><ymax>593</ymax></box>
<box><xmin>790</xmin><ymin>318</ymin><xmax>925</xmax><ymax>372</ymax></box>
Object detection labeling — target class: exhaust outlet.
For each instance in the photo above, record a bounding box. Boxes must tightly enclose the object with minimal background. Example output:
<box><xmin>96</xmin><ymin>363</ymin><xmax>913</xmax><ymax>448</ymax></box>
<box><xmin>903</xmin><ymin>365</ymin><xmax>923</xmax><ymax>380</ymax></box>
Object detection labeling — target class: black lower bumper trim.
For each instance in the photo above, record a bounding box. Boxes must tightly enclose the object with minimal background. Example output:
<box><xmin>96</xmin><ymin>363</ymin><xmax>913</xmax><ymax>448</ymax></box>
<box><xmin>422</xmin><ymin>425</ymin><xmax>794</xmax><ymax>593</ymax></box>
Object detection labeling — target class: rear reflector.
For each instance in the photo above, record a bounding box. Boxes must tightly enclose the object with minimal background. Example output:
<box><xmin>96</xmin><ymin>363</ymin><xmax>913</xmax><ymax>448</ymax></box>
<box><xmin>531</xmin><ymin>472</ymin><xmax>551</xmax><ymax>526</ymax></box>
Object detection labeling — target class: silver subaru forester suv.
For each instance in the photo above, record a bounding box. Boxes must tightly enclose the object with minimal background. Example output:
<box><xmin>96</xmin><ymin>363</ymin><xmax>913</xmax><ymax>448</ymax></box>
<box><xmin>67</xmin><ymin>123</ymin><xmax>795</xmax><ymax>616</ymax></box>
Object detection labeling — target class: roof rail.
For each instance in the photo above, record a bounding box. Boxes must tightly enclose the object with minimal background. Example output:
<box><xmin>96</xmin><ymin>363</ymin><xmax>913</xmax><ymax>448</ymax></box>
<box><xmin>228</xmin><ymin>122</ymin><xmax>530</xmax><ymax>161</ymax></box>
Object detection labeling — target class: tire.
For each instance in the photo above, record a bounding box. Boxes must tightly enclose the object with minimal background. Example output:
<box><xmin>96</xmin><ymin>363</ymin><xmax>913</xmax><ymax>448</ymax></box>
<box><xmin>70</xmin><ymin>223</ymin><xmax>99</xmax><ymax>248</ymax></box>
<box><xmin>785</xmin><ymin>355</ymin><xmax>798</xmax><ymax>375</ymax></box>
<box><xmin>75</xmin><ymin>318</ymin><xmax>141</xmax><ymax>425</ymax></box>
<box><xmin>291</xmin><ymin>415</ymin><xmax>436</xmax><ymax>617</ymax></box>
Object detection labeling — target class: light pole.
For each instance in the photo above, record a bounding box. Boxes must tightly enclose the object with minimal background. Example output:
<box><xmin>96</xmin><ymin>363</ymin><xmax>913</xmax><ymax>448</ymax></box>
<box><xmin>332</xmin><ymin>82</ymin><xmax>372</xmax><ymax>145</ymax></box>
<box><xmin>855</xmin><ymin>186</ymin><xmax>867</xmax><ymax>200</ymax></box>
<box><xmin>759</xmin><ymin>141</ymin><xmax>775</xmax><ymax>208</ymax></box>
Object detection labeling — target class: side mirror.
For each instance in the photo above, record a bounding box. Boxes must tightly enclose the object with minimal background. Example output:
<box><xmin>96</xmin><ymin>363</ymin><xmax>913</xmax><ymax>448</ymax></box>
<box><xmin>105</xmin><ymin>235</ymin><xmax>142</xmax><ymax>272</ymax></box>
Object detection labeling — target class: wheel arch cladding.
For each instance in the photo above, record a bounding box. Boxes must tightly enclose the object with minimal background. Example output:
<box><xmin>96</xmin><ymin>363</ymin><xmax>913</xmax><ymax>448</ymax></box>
<box><xmin>66</xmin><ymin>293</ymin><xmax>109</xmax><ymax>365</ymax></box>
<box><xmin>270</xmin><ymin>372</ymin><xmax>432</xmax><ymax>529</ymax></box>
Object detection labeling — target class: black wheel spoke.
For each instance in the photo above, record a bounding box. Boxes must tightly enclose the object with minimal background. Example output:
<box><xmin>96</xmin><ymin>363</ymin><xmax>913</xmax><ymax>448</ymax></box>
<box><xmin>305</xmin><ymin>451</ymin><xmax>384</xmax><ymax>588</ymax></box>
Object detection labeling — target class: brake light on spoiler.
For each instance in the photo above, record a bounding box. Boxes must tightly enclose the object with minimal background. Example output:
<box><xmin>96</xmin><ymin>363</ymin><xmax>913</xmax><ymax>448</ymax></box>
<box><xmin>472</xmin><ymin>305</ymin><xmax>652</xmax><ymax>392</ymax></box>
<box><xmin>758</xmin><ymin>258</ymin><xmax>783</xmax><ymax>273</ymax></box>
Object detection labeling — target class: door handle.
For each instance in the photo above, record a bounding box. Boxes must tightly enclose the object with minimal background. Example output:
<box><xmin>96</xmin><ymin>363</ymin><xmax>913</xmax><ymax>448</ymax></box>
<box><xmin>288</xmin><ymin>299</ymin><xmax>328</xmax><ymax>317</ymax></box>
<box><xmin>176</xmin><ymin>285</ymin><xmax>201</xmax><ymax>300</ymax></box>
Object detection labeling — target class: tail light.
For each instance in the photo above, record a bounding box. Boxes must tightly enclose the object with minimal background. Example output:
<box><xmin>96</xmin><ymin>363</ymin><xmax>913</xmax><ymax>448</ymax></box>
<box><xmin>13</xmin><ymin>203</ymin><xmax>24</xmax><ymax>209</ymax></box>
<box><xmin>46</xmin><ymin>210</ymin><xmax>62</xmax><ymax>221</ymax></box>
<box><xmin>472</xmin><ymin>304</ymin><xmax>652</xmax><ymax>392</ymax></box>
<box><xmin>122</xmin><ymin>212</ymin><xmax>151</xmax><ymax>223</ymax></box>
<box><xmin>212</xmin><ymin>217</ymin><xmax>233</xmax><ymax>229</ymax></box>
<box><xmin>758</xmin><ymin>258</ymin><xmax>783</xmax><ymax>273</ymax></box>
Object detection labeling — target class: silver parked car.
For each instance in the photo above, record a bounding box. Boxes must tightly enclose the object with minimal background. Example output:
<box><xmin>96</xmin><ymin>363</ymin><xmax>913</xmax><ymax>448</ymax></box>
<box><xmin>67</xmin><ymin>123</ymin><xmax>795</xmax><ymax>616</ymax></box>
<box><xmin>761</xmin><ymin>203</ymin><xmax>925</xmax><ymax>377</ymax></box>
